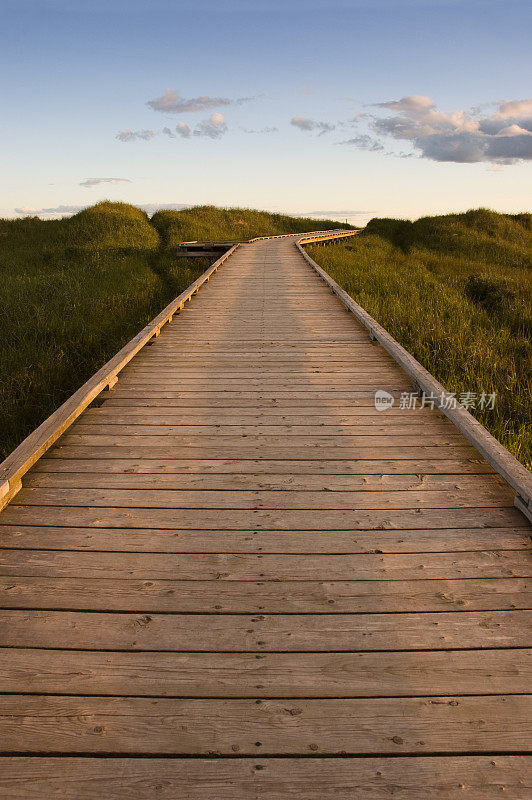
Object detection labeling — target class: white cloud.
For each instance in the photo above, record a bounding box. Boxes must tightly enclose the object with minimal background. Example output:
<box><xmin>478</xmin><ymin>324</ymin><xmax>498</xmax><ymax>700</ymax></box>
<box><xmin>497</xmin><ymin>99</ymin><xmax>532</xmax><ymax>119</ymax></box>
<box><xmin>14</xmin><ymin>206</ymin><xmax>38</xmax><ymax>214</ymax></box>
<box><xmin>15</xmin><ymin>205</ymin><xmax>88</xmax><ymax>217</ymax></box>
<box><xmin>147</xmin><ymin>88</ymin><xmax>254</xmax><ymax>114</ymax></box>
<box><xmin>80</xmin><ymin>177</ymin><xmax>132</xmax><ymax>187</ymax></box>
<box><xmin>291</xmin><ymin>116</ymin><xmax>335</xmax><ymax>135</ymax></box>
<box><xmin>13</xmin><ymin>203</ymin><xmax>192</xmax><ymax>219</ymax></box>
<box><xmin>369</xmin><ymin>96</ymin><xmax>532</xmax><ymax>163</ymax></box>
<box><xmin>116</xmin><ymin>129</ymin><xmax>155</xmax><ymax>142</ymax></box>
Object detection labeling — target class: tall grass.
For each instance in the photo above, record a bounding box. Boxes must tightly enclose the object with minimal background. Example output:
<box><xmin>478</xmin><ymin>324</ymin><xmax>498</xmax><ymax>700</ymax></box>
<box><xmin>0</xmin><ymin>203</ymin><xmax>208</xmax><ymax>459</ymax></box>
<box><xmin>151</xmin><ymin>204</ymin><xmax>350</xmax><ymax>246</ymax></box>
<box><xmin>0</xmin><ymin>201</ymin><xmax>348</xmax><ymax>459</ymax></box>
<box><xmin>306</xmin><ymin>209</ymin><xmax>531</xmax><ymax>468</ymax></box>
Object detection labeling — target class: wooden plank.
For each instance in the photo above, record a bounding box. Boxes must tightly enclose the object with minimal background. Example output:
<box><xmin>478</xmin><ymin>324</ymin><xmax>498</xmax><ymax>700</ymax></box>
<box><xmin>40</xmin><ymin>434</ymin><xmax>474</xmax><ymax>449</ymax></box>
<box><xmin>130</xmin><ymin>366</ymin><xmax>399</xmax><ymax>375</ymax></box>
<box><xmin>0</xmin><ymin>694</ymin><xmax>529</xmax><ymax>753</ymax></box>
<box><xmin>80</xmin><ymin>409</ymin><xmax>440</xmax><ymax>422</ymax></box>
<box><xmin>11</xmin><ymin>486</ymin><xmax>515</xmax><ymax>510</ymax></box>
<box><xmin>1</xmin><ymin>549</ymin><xmax>529</xmax><ymax>580</ymax></box>
<box><xmin>2</xmin><ymin>526</ymin><xmax>528</xmax><ymax>554</ymax></box>
<box><xmin>32</xmin><ymin>457</ymin><xmax>496</xmax><ymax>475</ymax></box>
<box><xmin>1</xmin><ymin>610</ymin><xmax>529</xmax><ymax>651</ymax></box>
<box><xmin>41</xmin><ymin>445</ymin><xmax>490</xmax><ymax>461</ymax></box>
<box><xmin>0</xmin><ymin>756</ymin><xmax>529</xmax><ymax>800</ymax></box>
<box><xmin>109</xmin><ymin>382</ymin><xmax>413</xmax><ymax>391</ymax></box>
<box><xmin>96</xmin><ymin>394</ymin><xmax>442</xmax><ymax>406</ymax></box>
<box><xmin>101</xmin><ymin>391</ymin><xmax>412</xmax><ymax>401</ymax></box>
<box><xmin>1</xmin><ymin>649</ymin><xmax>529</xmax><ymax>696</ymax></box>
<box><xmin>77</xmin><ymin>415</ymin><xmax>451</xmax><ymax>429</ymax></box>
<box><xmin>70</xmin><ymin>423</ymin><xmax>459</xmax><ymax>437</ymax></box>
<box><xmin>23</xmin><ymin>472</ymin><xmax>506</xmax><ymax>493</ymax></box>
<box><xmin>2</xmin><ymin>576</ymin><xmax>527</xmax><ymax>612</ymax></box>
<box><xmin>129</xmin><ymin>357</ymin><xmax>400</xmax><ymax>366</ymax></box>
<box><xmin>0</xmin><ymin>505</ymin><xmax>525</xmax><ymax>530</ymax></box>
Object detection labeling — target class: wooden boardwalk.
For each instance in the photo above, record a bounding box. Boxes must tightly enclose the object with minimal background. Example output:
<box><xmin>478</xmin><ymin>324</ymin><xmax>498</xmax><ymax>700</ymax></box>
<box><xmin>0</xmin><ymin>234</ymin><xmax>530</xmax><ymax>797</ymax></box>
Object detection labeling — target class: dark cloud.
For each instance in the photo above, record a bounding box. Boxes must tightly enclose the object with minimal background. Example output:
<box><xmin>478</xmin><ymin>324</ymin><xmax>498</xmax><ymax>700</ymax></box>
<box><xmin>176</xmin><ymin>122</ymin><xmax>191</xmax><ymax>138</ymax></box>
<box><xmin>193</xmin><ymin>113</ymin><xmax>228</xmax><ymax>139</ymax></box>
<box><xmin>116</xmin><ymin>129</ymin><xmax>155</xmax><ymax>142</ymax></box>
<box><xmin>116</xmin><ymin>116</ymin><xmax>227</xmax><ymax>143</ymax></box>
<box><xmin>371</xmin><ymin>96</ymin><xmax>532</xmax><ymax>163</ymax></box>
<box><xmin>241</xmin><ymin>126</ymin><xmax>278</xmax><ymax>134</ymax></box>
<box><xmin>338</xmin><ymin>134</ymin><xmax>384</xmax><ymax>151</ymax></box>
<box><xmin>291</xmin><ymin>116</ymin><xmax>335</xmax><ymax>135</ymax></box>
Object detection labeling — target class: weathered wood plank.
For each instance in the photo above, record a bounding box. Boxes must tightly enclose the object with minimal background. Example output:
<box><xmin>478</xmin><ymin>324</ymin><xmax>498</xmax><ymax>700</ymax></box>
<box><xmin>32</xmin><ymin>457</ymin><xmax>497</xmax><ymax>475</ymax></box>
<box><xmin>78</xmin><ymin>409</ymin><xmax>452</xmax><ymax>422</ymax></box>
<box><xmin>1</xmin><ymin>610</ymin><xmax>529</xmax><ymax>650</ymax></box>
<box><xmin>0</xmin><ymin>695</ymin><xmax>529</xmax><ymax>753</ymax></box>
<box><xmin>1</xmin><ymin>549</ymin><xmax>529</xmax><ymax>580</ymax></box>
<box><xmin>41</xmin><ymin>445</ymin><xmax>490</xmax><ymax>461</ymax></box>
<box><xmin>2</xmin><ymin>576</ymin><xmax>527</xmax><ymax>612</ymax></box>
<box><xmin>1</xmin><ymin>526</ymin><xmax>528</xmax><ymax>554</ymax></box>
<box><xmin>11</xmin><ymin>486</ymin><xmax>515</xmax><ymax>510</ymax></box>
<box><xmin>1</xmin><ymin>649</ymin><xmax>529</xmax><ymax>696</ymax></box>
<box><xmin>70</xmin><ymin>423</ymin><xmax>459</xmax><ymax>437</ymax></box>
<box><xmin>23</xmin><ymin>472</ymin><xmax>506</xmax><ymax>493</ymax></box>
<box><xmin>0</xmin><ymin>505</ymin><xmax>525</xmax><ymax>530</ymax></box>
<box><xmin>0</xmin><ymin>756</ymin><xmax>529</xmax><ymax>800</ymax></box>
<box><xmin>57</xmin><ymin>434</ymin><xmax>466</xmax><ymax>448</ymax></box>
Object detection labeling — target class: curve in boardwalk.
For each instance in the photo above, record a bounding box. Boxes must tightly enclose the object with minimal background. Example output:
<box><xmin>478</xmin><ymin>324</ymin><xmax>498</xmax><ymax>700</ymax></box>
<box><xmin>0</xmin><ymin>234</ymin><xmax>530</xmax><ymax>798</ymax></box>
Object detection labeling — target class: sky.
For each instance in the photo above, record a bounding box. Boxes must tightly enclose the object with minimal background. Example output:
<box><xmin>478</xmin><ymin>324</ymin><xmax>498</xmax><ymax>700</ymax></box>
<box><xmin>2</xmin><ymin>0</ymin><xmax>531</xmax><ymax>225</ymax></box>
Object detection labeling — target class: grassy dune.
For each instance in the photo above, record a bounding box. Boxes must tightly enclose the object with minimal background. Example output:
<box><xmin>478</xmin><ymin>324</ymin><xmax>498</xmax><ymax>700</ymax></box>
<box><xmin>151</xmin><ymin>204</ymin><xmax>350</xmax><ymax>246</ymax></box>
<box><xmin>306</xmin><ymin>209</ymin><xmax>531</xmax><ymax>468</ymax></box>
<box><xmin>0</xmin><ymin>201</ymin><xmax>346</xmax><ymax>459</ymax></box>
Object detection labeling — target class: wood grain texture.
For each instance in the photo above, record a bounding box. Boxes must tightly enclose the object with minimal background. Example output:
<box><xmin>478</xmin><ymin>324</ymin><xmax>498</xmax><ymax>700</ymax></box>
<box><xmin>0</xmin><ymin>757</ymin><xmax>529</xmax><ymax>800</ymax></box>
<box><xmin>0</xmin><ymin>695</ymin><xmax>529</xmax><ymax>754</ymax></box>
<box><xmin>1</xmin><ymin>648</ymin><xmax>529</xmax><ymax>696</ymax></box>
<box><xmin>1</xmin><ymin>576</ymin><xmax>529</xmax><ymax>612</ymax></box>
<box><xmin>1</xmin><ymin>525</ymin><xmax>528</xmax><ymax>553</ymax></box>
<box><xmin>1</xmin><ymin>549</ymin><xmax>529</xmax><ymax>580</ymax></box>
<box><xmin>1</xmin><ymin>610</ymin><xmax>529</xmax><ymax>650</ymax></box>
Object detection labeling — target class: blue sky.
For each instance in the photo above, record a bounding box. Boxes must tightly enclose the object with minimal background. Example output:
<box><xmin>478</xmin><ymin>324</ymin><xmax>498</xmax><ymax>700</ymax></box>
<box><xmin>2</xmin><ymin>0</ymin><xmax>531</xmax><ymax>224</ymax></box>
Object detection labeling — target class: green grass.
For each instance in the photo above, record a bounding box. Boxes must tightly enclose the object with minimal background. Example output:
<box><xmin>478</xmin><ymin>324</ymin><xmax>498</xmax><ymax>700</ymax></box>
<box><xmin>306</xmin><ymin>209</ymin><xmax>532</xmax><ymax>469</ymax></box>
<box><xmin>0</xmin><ymin>201</ymin><xmax>347</xmax><ymax>459</ymax></box>
<box><xmin>151</xmin><ymin>204</ymin><xmax>351</xmax><ymax>246</ymax></box>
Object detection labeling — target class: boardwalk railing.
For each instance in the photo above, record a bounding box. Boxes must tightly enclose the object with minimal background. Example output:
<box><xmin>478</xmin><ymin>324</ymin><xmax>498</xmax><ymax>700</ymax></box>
<box><xmin>297</xmin><ymin>237</ymin><xmax>532</xmax><ymax>521</ymax></box>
